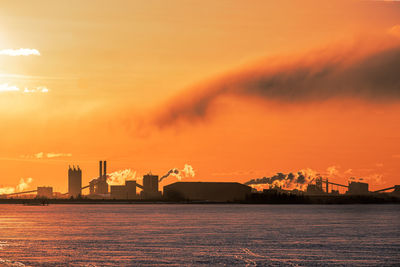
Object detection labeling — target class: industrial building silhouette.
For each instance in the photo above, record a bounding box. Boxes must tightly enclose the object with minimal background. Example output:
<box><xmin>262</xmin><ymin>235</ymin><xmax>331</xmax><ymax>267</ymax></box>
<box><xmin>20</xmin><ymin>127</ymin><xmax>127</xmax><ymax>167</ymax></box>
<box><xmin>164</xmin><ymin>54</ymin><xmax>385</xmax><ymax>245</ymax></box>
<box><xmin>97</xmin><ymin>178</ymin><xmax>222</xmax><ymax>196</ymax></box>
<box><xmin>305</xmin><ymin>177</ymin><xmax>370</xmax><ymax>195</ymax></box>
<box><xmin>109</xmin><ymin>174</ymin><xmax>162</xmax><ymax>200</ymax></box>
<box><xmin>89</xmin><ymin>161</ymin><xmax>109</xmax><ymax>195</ymax></box>
<box><xmin>164</xmin><ymin>182</ymin><xmax>251</xmax><ymax>202</ymax></box>
<box><xmin>68</xmin><ymin>165</ymin><xmax>82</xmax><ymax>198</ymax></box>
<box><xmin>2</xmin><ymin>160</ymin><xmax>400</xmax><ymax>202</ymax></box>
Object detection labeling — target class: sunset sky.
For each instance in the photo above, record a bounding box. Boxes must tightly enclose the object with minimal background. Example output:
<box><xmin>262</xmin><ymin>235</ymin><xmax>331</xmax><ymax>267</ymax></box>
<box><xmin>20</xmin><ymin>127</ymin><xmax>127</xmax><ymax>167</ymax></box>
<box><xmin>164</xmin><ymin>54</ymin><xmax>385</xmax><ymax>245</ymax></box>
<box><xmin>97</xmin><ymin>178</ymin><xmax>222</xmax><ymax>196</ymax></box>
<box><xmin>1</xmin><ymin>0</ymin><xmax>400</xmax><ymax>193</ymax></box>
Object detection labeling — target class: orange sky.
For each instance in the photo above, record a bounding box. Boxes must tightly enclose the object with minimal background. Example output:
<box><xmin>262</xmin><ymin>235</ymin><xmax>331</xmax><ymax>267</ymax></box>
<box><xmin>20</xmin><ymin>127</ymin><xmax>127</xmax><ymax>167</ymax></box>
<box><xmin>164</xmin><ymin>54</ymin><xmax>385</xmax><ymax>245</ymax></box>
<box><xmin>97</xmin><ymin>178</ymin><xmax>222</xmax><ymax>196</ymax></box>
<box><xmin>0</xmin><ymin>0</ymin><xmax>400</xmax><ymax>193</ymax></box>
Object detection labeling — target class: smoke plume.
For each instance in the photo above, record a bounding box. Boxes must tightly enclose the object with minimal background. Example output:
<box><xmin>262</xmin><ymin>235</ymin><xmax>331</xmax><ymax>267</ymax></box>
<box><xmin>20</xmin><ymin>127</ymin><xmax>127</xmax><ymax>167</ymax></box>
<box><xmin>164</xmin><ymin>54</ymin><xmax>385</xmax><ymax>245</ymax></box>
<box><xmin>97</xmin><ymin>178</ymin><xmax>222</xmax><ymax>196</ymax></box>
<box><xmin>159</xmin><ymin>164</ymin><xmax>195</xmax><ymax>182</ymax></box>
<box><xmin>0</xmin><ymin>177</ymin><xmax>33</xmax><ymax>195</ymax></box>
<box><xmin>153</xmin><ymin>31</ymin><xmax>400</xmax><ymax>127</ymax></box>
<box><xmin>245</xmin><ymin>169</ymin><xmax>319</xmax><ymax>191</ymax></box>
<box><xmin>159</xmin><ymin>168</ymin><xmax>179</xmax><ymax>182</ymax></box>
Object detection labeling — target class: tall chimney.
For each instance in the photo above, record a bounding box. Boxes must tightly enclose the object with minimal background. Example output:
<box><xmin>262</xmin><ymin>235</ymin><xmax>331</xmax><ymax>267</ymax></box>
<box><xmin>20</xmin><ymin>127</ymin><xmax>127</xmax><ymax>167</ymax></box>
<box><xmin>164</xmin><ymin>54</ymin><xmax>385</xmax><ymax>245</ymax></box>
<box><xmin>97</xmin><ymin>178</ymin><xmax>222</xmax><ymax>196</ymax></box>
<box><xmin>99</xmin><ymin>160</ymin><xmax>103</xmax><ymax>178</ymax></box>
<box><xmin>103</xmin><ymin>161</ymin><xmax>107</xmax><ymax>177</ymax></box>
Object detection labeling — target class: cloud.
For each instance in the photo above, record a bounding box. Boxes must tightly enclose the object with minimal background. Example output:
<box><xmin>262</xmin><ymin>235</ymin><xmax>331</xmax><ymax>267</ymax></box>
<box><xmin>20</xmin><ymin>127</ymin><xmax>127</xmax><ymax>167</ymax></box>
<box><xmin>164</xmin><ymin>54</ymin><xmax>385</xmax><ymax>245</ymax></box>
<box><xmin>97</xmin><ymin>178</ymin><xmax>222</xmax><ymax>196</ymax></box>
<box><xmin>0</xmin><ymin>84</ymin><xmax>49</xmax><ymax>93</ymax></box>
<box><xmin>0</xmin><ymin>83</ymin><xmax>19</xmax><ymax>92</ymax></box>
<box><xmin>21</xmin><ymin>152</ymin><xmax>72</xmax><ymax>159</ymax></box>
<box><xmin>0</xmin><ymin>48</ymin><xmax>40</xmax><ymax>56</ymax></box>
<box><xmin>46</xmin><ymin>153</ymin><xmax>72</xmax><ymax>158</ymax></box>
<box><xmin>24</xmin><ymin>86</ymin><xmax>49</xmax><ymax>93</ymax></box>
<box><xmin>152</xmin><ymin>30</ymin><xmax>400</xmax><ymax>127</ymax></box>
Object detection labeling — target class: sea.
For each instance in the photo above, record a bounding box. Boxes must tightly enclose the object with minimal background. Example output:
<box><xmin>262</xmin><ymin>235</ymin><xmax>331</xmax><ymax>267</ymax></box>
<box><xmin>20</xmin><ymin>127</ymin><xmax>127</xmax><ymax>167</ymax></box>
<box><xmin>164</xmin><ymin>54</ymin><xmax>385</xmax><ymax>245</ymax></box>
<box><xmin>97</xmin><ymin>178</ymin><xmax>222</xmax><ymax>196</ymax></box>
<box><xmin>0</xmin><ymin>204</ymin><xmax>399</xmax><ymax>266</ymax></box>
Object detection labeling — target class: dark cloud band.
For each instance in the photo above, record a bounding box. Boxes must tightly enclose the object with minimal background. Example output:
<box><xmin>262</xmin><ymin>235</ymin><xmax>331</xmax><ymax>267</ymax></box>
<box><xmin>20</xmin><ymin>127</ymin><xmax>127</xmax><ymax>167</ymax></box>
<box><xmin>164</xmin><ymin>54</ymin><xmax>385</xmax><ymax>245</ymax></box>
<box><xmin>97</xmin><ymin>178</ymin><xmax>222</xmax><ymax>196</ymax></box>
<box><xmin>154</xmin><ymin>40</ymin><xmax>400</xmax><ymax>127</ymax></box>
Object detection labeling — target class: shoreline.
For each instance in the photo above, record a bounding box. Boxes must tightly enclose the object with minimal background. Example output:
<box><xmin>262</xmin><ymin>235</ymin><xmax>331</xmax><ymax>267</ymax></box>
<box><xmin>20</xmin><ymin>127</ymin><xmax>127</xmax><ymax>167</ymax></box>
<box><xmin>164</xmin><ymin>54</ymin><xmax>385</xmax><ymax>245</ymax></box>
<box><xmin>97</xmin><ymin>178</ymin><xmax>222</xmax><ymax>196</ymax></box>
<box><xmin>1</xmin><ymin>195</ymin><xmax>399</xmax><ymax>205</ymax></box>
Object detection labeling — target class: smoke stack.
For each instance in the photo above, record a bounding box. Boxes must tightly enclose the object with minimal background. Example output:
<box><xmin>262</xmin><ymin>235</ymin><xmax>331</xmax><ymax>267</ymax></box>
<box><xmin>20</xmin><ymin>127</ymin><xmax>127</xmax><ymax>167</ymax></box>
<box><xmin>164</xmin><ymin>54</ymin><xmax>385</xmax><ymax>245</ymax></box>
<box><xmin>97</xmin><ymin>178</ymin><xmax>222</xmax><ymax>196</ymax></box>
<box><xmin>99</xmin><ymin>161</ymin><xmax>103</xmax><ymax>178</ymax></box>
<box><xmin>104</xmin><ymin>161</ymin><xmax>107</xmax><ymax>177</ymax></box>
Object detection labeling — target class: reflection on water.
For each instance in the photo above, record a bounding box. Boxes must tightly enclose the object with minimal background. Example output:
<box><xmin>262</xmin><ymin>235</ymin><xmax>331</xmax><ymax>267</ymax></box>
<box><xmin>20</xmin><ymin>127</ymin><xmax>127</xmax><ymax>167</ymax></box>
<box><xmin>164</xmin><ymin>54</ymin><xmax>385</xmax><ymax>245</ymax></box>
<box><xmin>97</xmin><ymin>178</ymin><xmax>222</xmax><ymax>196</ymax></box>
<box><xmin>0</xmin><ymin>204</ymin><xmax>399</xmax><ymax>266</ymax></box>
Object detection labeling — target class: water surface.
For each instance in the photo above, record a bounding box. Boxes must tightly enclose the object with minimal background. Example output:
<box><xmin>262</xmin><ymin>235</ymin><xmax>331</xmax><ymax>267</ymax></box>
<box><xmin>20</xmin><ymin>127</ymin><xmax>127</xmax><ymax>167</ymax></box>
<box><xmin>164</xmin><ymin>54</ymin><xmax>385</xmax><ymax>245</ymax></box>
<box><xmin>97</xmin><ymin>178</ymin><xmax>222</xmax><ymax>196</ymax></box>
<box><xmin>0</xmin><ymin>204</ymin><xmax>399</xmax><ymax>266</ymax></box>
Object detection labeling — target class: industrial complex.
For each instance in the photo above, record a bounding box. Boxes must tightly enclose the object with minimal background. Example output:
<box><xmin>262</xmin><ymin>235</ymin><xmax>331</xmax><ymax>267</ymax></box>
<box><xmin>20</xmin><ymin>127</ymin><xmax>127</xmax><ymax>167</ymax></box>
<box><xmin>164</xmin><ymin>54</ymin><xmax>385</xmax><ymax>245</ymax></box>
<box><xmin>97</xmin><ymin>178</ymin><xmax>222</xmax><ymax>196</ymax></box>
<box><xmin>1</xmin><ymin>160</ymin><xmax>399</xmax><ymax>203</ymax></box>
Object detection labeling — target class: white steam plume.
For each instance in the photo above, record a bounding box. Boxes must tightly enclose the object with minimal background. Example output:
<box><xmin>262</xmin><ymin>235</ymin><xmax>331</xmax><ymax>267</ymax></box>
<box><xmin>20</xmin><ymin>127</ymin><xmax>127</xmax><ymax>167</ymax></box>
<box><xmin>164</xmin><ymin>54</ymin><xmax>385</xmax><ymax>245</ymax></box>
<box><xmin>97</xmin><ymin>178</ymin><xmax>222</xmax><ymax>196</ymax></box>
<box><xmin>167</xmin><ymin>164</ymin><xmax>195</xmax><ymax>181</ymax></box>
<box><xmin>245</xmin><ymin>169</ymin><xmax>319</xmax><ymax>191</ymax></box>
<box><xmin>0</xmin><ymin>177</ymin><xmax>34</xmax><ymax>195</ymax></box>
<box><xmin>107</xmin><ymin>169</ymin><xmax>137</xmax><ymax>185</ymax></box>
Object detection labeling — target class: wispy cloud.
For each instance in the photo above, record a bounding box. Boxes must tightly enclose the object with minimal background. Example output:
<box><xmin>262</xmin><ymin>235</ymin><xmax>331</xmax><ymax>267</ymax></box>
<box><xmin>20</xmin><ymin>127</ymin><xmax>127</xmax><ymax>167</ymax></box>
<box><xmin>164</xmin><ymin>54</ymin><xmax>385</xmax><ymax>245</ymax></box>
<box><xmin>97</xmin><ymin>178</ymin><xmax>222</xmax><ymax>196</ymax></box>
<box><xmin>46</xmin><ymin>153</ymin><xmax>72</xmax><ymax>158</ymax></box>
<box><xmin>0</xmin><ymin>48</ymin><xmax>40</xmax><ymax>56</ymax></box>
<box><xmin>0</xmin><ymin>83</ymin><xmax>19</xmax><ymax>92</ymax></box>
<box><xmin>24</xmin><ymin>86</ymin><xmax>49</xmax><ymax>93</ymax></box>
<box><xmin>0</xmin><ymin>83</ymin><xmax>49</xmax><ymax>93</ymax></box>
<box><xmin>21</xmin><ymin>152</ymin><xmax>72</xmax><ymax>159</ymax></box>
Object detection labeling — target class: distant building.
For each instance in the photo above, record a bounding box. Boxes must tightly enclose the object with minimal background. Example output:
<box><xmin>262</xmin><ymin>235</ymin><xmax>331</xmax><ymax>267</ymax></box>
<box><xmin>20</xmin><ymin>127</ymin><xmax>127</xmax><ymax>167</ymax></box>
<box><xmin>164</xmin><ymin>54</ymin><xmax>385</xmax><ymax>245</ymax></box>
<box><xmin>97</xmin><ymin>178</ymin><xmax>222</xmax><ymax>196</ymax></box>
<box><xmin>347</xmin><ymin>181</ymin><xmax>369</xmax><ymax>195</ymax></box>
<box><xmin>140</xmin><ymin>174</ymin><xmax>161</xmax><ymax>199</ymax></box>
<box><xmin>110</xmin><ymin>180</ymin><xmax>138</xmax><ymax>199</ymax></box>
<box><xmin>37</xmin><ymin>186</ymin><xmax>53</xmax><ymax>198</ymax></box>
<box><xmin>68</xmin><ymin>165</ymin><xmax>82</xmax><ymax>198</ymax></box>
<box><xmin>163</xmin><ymin>182</ymin><xmax>252</xmax><ymax>202</ymax></box>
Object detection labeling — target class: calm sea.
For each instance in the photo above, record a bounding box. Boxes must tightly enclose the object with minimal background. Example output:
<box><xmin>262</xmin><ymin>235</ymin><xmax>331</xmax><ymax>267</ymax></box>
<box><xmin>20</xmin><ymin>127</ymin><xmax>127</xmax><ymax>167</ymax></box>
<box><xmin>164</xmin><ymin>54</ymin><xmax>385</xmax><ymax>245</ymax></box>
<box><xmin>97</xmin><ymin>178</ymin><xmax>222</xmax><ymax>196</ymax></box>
<box><xmin>0</xmin><ymin>204</ymin><xmax>399</xmax><ymax>266</ymax></box>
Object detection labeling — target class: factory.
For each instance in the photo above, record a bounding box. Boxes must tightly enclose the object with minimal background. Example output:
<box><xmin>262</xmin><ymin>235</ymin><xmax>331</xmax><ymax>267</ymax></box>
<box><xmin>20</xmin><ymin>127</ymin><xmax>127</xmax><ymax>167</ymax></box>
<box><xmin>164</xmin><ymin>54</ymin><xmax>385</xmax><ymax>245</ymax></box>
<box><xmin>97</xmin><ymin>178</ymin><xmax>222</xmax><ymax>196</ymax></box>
<box><xmin>85</xmin><ymin>161</ymin><xmax>162</xmax><ymax>200</ymax></box>
<box><xmin>89</xmin><ymin>160</ymin><xmax>109</xmax><ymax>196</ymax></box>
<box><xmin>304</xmin><ymin>177</ymin><xmax>371</xmax><ymax>196</ymax></box>
<box><xmin>3</xmin><ymin>159</ymin><xmax>399</xmax><ymax>204</ymax></box>
<box><xmin>163</xmin><ymin>182</ymin><xmax>252</xmax><ymax>202</ymax></box>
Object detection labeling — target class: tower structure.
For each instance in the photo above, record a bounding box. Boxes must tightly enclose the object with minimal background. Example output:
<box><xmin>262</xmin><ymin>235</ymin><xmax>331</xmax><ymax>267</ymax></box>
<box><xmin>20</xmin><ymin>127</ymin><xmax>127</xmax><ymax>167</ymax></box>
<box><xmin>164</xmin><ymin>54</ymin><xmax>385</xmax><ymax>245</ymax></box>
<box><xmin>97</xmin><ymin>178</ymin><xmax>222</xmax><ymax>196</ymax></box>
<box><xmin>97</xmin><ymin>160</ymin><xmax>108</xmax><ymax>194</ymax></box>
<box><xmin>89</xmin><ymin>160</ymin><xmax>109</xmax><ymax>195</ymax></box>
<box><xmin>68</xmin><ymin>165</ymin><xmax>82</xmax><ymax>198</ymax></box>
